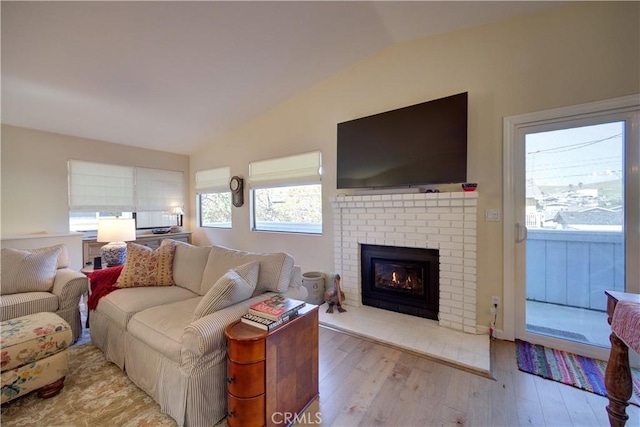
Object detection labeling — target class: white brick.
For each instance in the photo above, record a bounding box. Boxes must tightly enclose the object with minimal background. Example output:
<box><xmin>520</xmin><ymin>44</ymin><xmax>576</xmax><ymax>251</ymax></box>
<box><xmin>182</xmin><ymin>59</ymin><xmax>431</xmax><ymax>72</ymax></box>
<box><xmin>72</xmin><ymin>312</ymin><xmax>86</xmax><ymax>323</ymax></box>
<box><xmin>441</xmin><ymin>228</ymin><xmax>464</xmax><ymax>236</ymax></box>
<box><xmin>396</xmin><ymin>213</ymin><xmax>417</xmax><ymax>220</ymax></box>
<box><xmin>417</xmin><ymin>213</ymin><xmax>440</xmax><ymax>220</ymax></box>
<box><xmin>385</xmin><ymin>232</ymin><xmax>405</xmax><ymax>240</ymax></box>
<box><xmin>427</xmin><ymin>234</ymin><xmax>451</xmax><ymax>242</ymax></box>
<box><xmin>428</xmin><ymin>220</ymin><xmax>451</xmax><ymax>228</ymax></box>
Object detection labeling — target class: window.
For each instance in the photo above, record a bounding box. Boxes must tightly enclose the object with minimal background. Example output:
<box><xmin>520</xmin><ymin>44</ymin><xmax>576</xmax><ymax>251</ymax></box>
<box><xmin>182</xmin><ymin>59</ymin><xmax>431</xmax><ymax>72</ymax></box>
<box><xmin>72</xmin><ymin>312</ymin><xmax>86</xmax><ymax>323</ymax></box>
<box><xmin>196</xmin><ymin>166</ymin><xmax>232</xmax><ymax>228</ymax></box>
<box><xmin>136</xmin><ymin>167</ymin><xmax>184</xmax><ymax>229</ymax></box>
<box><xmin>69</xmin><ymin>211</ymin><xmax>134</xmax><ymax>232</ymax></box>
<box><xmin>68</xmin><ymin>160</ymin><xmax>184</xmax><ymax>231</ymax></box>
<box><xmin>249</xmin><ymin>151</ymin><xmax>322</xmax><ymax>234</ymax></box>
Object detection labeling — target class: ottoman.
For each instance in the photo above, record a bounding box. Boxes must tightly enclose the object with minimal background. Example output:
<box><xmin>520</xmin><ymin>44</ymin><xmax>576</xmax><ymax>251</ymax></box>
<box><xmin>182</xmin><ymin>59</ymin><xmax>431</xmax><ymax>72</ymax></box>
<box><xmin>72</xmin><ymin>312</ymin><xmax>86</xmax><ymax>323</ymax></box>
<box><xmin>1</xmin><ymin>312</ymin><xmax>71</xmax><ymax>404</ymax></box>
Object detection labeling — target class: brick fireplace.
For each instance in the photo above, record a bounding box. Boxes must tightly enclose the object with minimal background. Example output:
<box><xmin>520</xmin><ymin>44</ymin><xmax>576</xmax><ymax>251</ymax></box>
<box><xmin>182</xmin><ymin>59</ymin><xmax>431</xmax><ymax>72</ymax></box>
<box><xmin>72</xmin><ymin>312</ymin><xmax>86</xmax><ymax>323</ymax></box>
<box><xmin>332</xmin><ymin>191</ymin><xmax>478</xmax><ymax>333</ymax></box>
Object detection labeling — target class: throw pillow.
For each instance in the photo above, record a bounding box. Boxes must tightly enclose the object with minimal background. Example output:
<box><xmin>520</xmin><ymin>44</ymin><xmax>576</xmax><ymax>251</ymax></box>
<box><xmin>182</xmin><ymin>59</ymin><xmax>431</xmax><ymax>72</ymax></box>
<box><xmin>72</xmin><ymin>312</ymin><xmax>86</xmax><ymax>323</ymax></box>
<box><xmin>116</xmin><ymin>241</ymin><xmax>177</xmax><ymax>288</ymax></box>
<box><xmin>193</xmin><ymin>261</ymin><xmax>259</xmax><ymax>321</ymax></box>
<box><xmin>161</xmin><ymin>239</ymin><xmax>211</xmax><ymax>294</ymax></box>
<box><xmin>199</xmin><ymin>245</ymin><xmax>294</xmax><ymax>296</ymax></box>
<box><xmin>0</xmin><ymin>246</ymin><xmax>63</xmax><ymax>295</ymax></box>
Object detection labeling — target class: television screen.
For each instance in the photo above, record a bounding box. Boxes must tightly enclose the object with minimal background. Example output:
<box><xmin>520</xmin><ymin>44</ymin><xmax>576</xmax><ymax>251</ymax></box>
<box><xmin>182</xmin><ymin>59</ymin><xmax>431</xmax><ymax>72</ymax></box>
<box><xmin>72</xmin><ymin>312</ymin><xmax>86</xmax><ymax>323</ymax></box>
<box><xmin>337</xmin><ymin>92</ymin><xmax>468</xmax><ymax>189</ymax></box>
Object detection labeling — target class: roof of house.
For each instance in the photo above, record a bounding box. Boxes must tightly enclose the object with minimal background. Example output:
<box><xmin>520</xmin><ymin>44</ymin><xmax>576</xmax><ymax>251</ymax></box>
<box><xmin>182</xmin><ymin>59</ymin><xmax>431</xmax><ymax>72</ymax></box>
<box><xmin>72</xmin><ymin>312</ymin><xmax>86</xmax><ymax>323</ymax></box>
<box><xmin>553</xmin><ymin>208</ymin><xmax>623</xmax><ymax>226</ymax></box>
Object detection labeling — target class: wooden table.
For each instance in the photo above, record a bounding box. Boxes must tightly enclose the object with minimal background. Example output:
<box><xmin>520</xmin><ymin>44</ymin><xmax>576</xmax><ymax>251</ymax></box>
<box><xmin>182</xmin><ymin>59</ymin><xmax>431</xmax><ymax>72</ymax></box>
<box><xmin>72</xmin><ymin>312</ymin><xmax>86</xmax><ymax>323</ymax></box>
<box><xmin>225</xmin><ymin>304</ymin><xmax>319</xmax><ymax>427</ymax></box>
<box><xmin>604</xmin><ymin>290</ymin><xmax>640</xmax><ymax>427</ymax></box>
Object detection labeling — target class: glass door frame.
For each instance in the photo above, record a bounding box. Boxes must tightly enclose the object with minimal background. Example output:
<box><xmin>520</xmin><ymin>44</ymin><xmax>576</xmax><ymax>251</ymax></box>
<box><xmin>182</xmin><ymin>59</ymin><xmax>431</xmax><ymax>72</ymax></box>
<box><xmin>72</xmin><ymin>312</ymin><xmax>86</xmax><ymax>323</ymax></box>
<box><xmin>503</xmin><ymin>94</ymin><xmax>639</xmax><ymax>361</ymax></box>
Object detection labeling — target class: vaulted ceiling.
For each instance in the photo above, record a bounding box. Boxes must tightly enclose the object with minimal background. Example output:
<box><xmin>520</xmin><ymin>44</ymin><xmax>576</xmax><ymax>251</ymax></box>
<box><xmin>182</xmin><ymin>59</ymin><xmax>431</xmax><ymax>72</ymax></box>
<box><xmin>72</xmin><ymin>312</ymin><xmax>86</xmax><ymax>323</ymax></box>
<box><xmin>1</xmin><ymin>1</ymin><xmax>565</xmax><ymax>155</ymax></box>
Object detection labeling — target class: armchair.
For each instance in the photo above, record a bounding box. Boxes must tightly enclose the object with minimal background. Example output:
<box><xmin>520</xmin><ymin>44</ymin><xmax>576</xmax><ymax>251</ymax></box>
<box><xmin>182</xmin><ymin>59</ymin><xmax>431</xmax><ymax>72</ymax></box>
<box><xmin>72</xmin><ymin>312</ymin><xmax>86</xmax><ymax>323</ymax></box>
<box><xmin>0</xmin><ymin>244</ymin><xmax>88</xmax><ymax>343</ymax></box>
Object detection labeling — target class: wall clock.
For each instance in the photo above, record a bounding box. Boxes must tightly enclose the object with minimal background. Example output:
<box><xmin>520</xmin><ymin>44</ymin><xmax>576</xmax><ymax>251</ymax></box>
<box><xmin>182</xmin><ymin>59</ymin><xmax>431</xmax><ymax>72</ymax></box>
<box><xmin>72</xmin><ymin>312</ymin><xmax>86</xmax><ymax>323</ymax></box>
<box><xmin>229</xmin><ymin>176</ymin><xmax>244</xmax><ymax>207</ymax></box>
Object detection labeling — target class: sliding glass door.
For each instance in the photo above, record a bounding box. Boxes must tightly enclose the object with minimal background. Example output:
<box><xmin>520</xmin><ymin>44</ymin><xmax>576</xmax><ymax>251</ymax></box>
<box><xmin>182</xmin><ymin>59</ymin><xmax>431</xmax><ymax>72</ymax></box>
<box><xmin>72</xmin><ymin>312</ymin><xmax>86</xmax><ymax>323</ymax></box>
<box><xmin>505</xmin><ymin>95</ymin><xmax>639</xmax><ymax>362</ymax></box>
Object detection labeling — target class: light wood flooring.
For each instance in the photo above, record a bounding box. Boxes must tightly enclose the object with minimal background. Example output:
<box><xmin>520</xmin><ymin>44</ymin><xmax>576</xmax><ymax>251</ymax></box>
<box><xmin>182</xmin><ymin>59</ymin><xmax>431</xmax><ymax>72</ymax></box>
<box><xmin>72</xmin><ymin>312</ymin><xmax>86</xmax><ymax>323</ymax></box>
<box><xmin>295</xmin><ymin>326</ymin><xmax>639</xmax><ymax>427</ymax></box>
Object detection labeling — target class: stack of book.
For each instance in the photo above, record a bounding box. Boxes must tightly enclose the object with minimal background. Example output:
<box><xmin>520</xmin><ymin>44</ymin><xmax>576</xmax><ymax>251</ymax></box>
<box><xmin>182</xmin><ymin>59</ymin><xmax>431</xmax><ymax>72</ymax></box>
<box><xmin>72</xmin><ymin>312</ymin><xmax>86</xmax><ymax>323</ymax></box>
<box><xmin>241</xmin><ymin>294</ymin><xmax>306</xmax><ymax>331</ymax></box>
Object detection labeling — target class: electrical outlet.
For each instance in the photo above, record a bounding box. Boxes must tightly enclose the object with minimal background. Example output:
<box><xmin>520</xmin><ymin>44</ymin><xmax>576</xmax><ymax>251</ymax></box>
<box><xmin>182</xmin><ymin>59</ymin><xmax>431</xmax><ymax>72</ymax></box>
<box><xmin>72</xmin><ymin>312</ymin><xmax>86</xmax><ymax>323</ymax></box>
<box><xmin>491</xmin><ymin>296</ymin><xmax>500</xmax><ymax>308</ymax></box>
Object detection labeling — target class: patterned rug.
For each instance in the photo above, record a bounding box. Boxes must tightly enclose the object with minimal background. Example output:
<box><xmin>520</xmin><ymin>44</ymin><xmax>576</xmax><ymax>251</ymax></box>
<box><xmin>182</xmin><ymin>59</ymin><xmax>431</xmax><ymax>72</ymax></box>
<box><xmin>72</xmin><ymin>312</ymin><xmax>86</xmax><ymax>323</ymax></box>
<box><xmin>1</xmin><ymin>343</ymin><xmax>228</xmax><ymax>426</ymax></box>
<box><xmin>516</xmin><ymin>339</ymin><xmax>640</xmax><ymax>407</ymax></box>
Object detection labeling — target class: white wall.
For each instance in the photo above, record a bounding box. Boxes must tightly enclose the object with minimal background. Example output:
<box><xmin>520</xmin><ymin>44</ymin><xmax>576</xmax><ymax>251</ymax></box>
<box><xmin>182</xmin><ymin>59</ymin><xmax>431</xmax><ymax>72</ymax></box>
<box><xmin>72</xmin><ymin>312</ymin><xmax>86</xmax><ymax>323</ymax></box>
<box><xmin>1</xmin><ymin>125</ymin><xmax>190</xmax><ymax>236</ymax></box>
<box><xmin>189</xmin><ymin>2</ymin><xmax>640</xmax><ymax>331</ymax></box>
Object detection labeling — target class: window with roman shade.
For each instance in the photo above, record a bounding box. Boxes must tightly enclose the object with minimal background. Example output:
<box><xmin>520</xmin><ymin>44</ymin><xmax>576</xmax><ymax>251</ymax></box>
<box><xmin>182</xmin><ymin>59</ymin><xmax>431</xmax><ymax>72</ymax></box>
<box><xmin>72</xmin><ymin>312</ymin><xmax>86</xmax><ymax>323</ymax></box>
<box><xmin>136</xmin><ymin>167</ymin><xmax>184</xmax><ymax>212</ymax></box>
<box><xmin>196</xmin><ymin>166</ymin><xmax>232</xmax><ymax>228</ymax></box>
<box><xmin>248</xmin><ymin>150</ymin><xmax>322</xmax><ymax>189</ymax></box>
<box><xmin>68</xmin><ymin>160</ymin><xmax>185</xmax><ymax>231</ymax></box>
<box><xmin>68</xmin><ymin>160</ymin><xmax>135</xmax><ymax>212</ymax></box>
<box><xmin>249</xmin><ymin>151</ymin><xmax>322</xmax><ymax>234</ymax></box>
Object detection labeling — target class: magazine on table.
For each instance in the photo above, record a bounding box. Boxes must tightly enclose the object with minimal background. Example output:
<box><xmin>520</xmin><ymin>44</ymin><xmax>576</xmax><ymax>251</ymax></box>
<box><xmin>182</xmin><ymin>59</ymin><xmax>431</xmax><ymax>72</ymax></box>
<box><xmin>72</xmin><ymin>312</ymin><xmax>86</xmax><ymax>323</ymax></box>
<box><xmin>241</xmin><ymin>311</ymin><xmax>298</xmax><ymax>331</ymax></box>
<box><xmin>248</xmin><ymin>294</ymin><xmax>306</xmax><ymax>321</ymax></box>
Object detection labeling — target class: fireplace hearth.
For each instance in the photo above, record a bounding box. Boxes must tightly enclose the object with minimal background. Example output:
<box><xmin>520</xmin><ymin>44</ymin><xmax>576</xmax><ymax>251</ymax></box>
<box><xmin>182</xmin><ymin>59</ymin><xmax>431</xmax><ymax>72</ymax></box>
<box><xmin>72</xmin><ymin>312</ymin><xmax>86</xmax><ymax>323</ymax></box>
<box><xmin>361</xmin><ymin>244</ymin><xmax>439</xmax><ymax>320</ymax></box>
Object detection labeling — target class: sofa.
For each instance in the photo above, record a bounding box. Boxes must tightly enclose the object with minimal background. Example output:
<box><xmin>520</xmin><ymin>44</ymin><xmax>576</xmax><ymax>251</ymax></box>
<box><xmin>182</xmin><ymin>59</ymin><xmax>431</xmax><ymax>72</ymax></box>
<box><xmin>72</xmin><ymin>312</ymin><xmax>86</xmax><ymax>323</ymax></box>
<box><xmin>0</xmin><ymin>244</ymin><xmax>89</xmax><ymax>343</ymax></box>
<box><xmin>89</xmin><ymin>239</ymin><xmax>308</xmax><ymax>427</ymax></box>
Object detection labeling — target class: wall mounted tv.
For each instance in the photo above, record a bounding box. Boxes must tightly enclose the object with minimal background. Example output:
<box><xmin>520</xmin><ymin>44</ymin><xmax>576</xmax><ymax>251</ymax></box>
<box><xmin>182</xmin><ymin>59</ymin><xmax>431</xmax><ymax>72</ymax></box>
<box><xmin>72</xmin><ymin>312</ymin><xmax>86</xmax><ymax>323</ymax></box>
<box><xmin>337</xmin><ymin>92</ymin><xmax>468</xmax><ymax>189</ymax></box>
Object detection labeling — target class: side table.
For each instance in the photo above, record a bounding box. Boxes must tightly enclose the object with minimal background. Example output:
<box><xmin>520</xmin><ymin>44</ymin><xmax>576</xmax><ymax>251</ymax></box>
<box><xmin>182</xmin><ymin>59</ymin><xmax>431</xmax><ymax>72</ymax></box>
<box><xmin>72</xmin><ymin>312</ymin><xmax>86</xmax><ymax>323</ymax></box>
<box><xmin>80</xmin><ymin>266</ymin><xmax>96</xmax><ymax>328</ymax></box>
<box><xmin>225</xmin><ymin>304</ymin><xmax>319</xmax><ymax>427</ymax></box>
<box><xmin>604</xmin><ymin>290</ymin><xmax>640</xmax><ymax>427</ymax></box>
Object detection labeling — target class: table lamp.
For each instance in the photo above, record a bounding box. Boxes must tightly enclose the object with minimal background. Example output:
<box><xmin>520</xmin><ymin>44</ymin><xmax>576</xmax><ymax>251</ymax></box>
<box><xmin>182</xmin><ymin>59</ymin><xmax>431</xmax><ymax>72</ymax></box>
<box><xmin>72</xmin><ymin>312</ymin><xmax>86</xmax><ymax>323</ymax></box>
<box><xmin>173</xmin><ymin>206</ymin><xmax>184</xmax><ymax>227</ymax></box>
<box><xmin>97</xmin><ymin>218</ymin><xmax>136</xmax><ymax>267</ymax></box>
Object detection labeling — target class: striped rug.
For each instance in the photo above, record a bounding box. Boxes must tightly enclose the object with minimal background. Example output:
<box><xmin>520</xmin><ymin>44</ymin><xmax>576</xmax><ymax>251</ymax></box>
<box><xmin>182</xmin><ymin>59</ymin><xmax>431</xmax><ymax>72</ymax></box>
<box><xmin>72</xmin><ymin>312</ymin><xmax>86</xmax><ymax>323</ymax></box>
<box><xmin>516</xmin><ymin>339</ymin><xmax>640</xmax><ymax>407</ymax></box>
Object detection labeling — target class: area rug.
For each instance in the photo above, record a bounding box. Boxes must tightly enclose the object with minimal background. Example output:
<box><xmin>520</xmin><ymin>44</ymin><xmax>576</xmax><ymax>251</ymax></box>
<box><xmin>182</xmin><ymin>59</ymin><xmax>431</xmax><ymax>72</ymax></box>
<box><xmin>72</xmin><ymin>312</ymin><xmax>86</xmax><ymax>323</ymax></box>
<box><xmin>516</xmin><ymin>339</ymin><xmax>640</xmax><ymax>407</ymax></box>
<box><xmin>0</xmin><ymin>343</ymin><xmax>227</xmax><ymax>427</ymax></box>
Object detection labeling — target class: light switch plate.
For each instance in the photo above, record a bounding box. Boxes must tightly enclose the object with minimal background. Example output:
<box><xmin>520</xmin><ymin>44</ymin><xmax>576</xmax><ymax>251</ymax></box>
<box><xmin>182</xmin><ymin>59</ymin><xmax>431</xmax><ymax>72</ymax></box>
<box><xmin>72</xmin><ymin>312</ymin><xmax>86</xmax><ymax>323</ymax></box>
<box><xmin>485</xmin><ymin>209</ymin><xmax>501</xmax><ymax>221</ymax></box>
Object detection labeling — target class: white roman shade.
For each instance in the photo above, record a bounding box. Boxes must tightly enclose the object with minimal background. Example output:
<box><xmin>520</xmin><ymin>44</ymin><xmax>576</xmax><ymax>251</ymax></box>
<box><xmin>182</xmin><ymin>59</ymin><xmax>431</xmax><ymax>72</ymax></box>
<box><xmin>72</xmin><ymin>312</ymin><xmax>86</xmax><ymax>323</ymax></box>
<box><xmin>68</xmin><ymin>160</ymin><xmax>135</xmax><ymax>211</ymax></box>
<box><xmin>195</xmin><ymin>166</ymin><xmax>231</xmax><ymax>193</ymax></box>
<box><xmin>69</xmin><ymin>160</ymin><xmax>185</xmax><ymax>213</ymax></box>
<box><xmin>249</xmin><ymin>151</ymin><xmax>322</xmax><ymax>188</ymax></box>
<box><xmin>136</xmin><ymin>167</ymin><xmax>184</xmax><ymax>212</ymax></box>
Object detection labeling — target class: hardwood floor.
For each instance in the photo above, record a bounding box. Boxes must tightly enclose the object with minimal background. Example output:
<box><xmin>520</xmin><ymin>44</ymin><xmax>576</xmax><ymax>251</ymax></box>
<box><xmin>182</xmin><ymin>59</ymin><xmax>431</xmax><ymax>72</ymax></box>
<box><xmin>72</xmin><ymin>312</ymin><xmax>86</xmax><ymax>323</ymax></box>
<box><xmin>295</xmin><ymin>326</ymin><xmax>639</xmax><ymax>427</ymax></box>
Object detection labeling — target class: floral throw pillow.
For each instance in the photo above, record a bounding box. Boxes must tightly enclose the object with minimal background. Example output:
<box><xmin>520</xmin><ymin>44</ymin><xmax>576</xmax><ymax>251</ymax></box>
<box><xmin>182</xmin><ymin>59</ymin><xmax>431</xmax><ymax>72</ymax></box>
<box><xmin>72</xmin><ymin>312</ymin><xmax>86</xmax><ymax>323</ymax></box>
<box><xmin>116</xmin><ymin>241</ymin><xmax>176</xmax><ymax>288</ymax></box>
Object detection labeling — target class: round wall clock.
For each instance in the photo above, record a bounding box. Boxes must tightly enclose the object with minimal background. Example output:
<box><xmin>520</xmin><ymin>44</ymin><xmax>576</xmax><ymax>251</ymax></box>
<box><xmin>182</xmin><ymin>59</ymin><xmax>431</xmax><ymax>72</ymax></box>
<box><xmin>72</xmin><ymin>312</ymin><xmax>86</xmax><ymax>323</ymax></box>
<box><xmin>229</xmin><ymin>176</ymin><xmax>244</xmax><ymax>207</ymax></box>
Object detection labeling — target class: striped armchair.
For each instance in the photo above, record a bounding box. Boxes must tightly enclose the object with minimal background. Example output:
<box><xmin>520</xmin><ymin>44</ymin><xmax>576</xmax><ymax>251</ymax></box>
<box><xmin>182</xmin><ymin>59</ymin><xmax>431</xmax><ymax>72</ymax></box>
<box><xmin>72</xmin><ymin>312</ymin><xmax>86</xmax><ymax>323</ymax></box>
<box><xmin>0</xmin><ymin>244</ymin><xmax>88</xmax><ymax>343</ymax></box>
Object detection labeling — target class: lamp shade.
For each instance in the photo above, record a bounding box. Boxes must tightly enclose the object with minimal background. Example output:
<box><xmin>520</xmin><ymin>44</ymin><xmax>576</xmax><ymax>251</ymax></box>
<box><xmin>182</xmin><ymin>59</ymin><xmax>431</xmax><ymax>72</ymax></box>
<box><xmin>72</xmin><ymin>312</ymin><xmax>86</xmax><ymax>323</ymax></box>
<box><xmin>172</xmin><ymin>207</ymin><xmax>185</xmax><ymax>216</ymax></box>
<box><xmin>97</xmin><ymin>218</ymin><xmax>136</xmax><ymax>243</ymax></box>
<box><xmin>97</xmin><ymin>218</ymin><xmax>136</xmax><ymax>267</ymax></box>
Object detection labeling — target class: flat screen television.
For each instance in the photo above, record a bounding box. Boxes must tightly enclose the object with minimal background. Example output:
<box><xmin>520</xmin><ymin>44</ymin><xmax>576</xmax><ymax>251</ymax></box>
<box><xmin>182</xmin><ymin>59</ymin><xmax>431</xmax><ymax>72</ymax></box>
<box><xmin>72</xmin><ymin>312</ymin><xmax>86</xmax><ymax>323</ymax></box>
<box><xmin>337</xmin><ymin>92</ymin><xmax>468</xmax><ymax>189</ymax></box>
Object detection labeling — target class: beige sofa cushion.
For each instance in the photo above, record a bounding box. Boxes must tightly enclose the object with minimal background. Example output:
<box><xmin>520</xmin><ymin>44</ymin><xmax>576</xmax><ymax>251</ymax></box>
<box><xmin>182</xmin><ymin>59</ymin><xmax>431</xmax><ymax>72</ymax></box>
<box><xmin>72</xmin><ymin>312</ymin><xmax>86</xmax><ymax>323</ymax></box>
<box><xmin>200</xmin><ymin>245</ymin><xmax>294</xmax><ymax>296</ymax></box>
<box><xmin>127</xmin><ymin>297</ymin><xmax>201</xmax><ymax>364</ymax></box>
<box><xmin>1</xmin><ymin>246</ymin><xmax>63</xmax><ymax>295</ymax></box>
<box><xmin>0</xmin><ymin>292</ymin><xmax>59</xmax><ymax>321</ymax></box>
<box><xmin>96</xmin><ymin>286</ymin><xmax>197</xmax><ymax>329</ymax></box>
<box><xmin>193</xmin><ymin>262</ymin><xmax>259</xmax><ymax>321</ymax></box>
<box><xmin>162</xmin><ymin>239</ymin><xmax>211</xmax><ymax>294</ymax></box>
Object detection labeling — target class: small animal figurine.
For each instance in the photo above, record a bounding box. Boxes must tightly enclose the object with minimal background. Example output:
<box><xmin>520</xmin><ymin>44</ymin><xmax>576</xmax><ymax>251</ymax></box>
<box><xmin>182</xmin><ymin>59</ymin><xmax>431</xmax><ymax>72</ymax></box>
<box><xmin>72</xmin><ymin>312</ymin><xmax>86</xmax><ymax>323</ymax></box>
<box><xmin>324</xmin><ymin>274</ymin><xmax>346</xmax><ymax>313</ymax></box>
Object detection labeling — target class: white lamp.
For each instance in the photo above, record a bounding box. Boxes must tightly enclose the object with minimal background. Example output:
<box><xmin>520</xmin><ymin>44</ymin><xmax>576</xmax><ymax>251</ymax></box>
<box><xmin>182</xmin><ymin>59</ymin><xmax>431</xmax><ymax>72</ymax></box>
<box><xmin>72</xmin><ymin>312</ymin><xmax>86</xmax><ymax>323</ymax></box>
<box><xmin>97</xmin><ymin>218</ymin><xmax>136</xmax><ymax>267</ymax></box>
<box><xmin>172</xmin><ymin>206</ymin><xmax>184</xmax><ymax>227</ymax></box>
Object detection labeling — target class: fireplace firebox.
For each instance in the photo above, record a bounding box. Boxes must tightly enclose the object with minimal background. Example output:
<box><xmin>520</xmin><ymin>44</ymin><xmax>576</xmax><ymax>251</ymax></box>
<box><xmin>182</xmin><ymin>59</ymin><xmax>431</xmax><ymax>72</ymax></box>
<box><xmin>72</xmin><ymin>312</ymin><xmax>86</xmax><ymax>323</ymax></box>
<box><xmin>361</xmin><ymin>244</ymin><xmax>439</xmax><ymax>320</ymax></box>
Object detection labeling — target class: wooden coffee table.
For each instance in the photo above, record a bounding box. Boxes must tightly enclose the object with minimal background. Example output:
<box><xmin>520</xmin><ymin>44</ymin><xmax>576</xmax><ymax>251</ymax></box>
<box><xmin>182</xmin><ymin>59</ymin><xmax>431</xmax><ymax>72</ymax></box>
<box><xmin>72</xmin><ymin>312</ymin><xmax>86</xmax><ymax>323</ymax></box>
<box><xmin>225</xmin><ymin>304</ymin><xmax>319</xmax><ymax>427</ymax></box>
